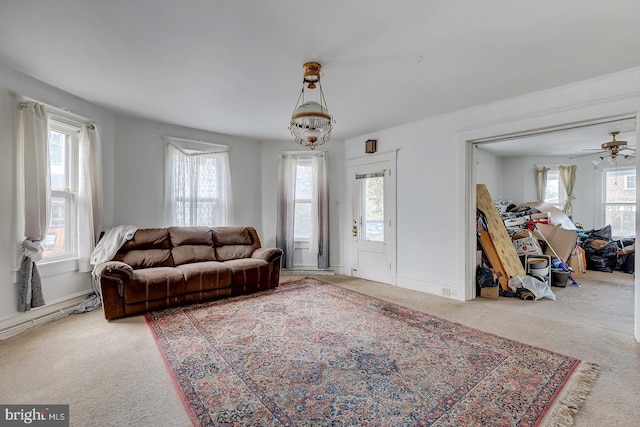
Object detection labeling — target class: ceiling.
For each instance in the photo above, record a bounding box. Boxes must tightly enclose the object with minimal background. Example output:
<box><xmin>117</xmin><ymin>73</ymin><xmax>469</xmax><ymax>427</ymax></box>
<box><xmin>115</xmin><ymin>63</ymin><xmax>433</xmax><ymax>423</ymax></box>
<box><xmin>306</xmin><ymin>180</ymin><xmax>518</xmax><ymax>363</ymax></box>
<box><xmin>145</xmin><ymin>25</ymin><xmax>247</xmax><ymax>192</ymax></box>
<box><xmin>476</xmin><ymin>117</ymin><xmax>637</xmax><ymax>158</ymax></box>
<box><xmin>1</xmin><ymin>1</ymin><xmax>639</xmax><ymax>153</ymax></box>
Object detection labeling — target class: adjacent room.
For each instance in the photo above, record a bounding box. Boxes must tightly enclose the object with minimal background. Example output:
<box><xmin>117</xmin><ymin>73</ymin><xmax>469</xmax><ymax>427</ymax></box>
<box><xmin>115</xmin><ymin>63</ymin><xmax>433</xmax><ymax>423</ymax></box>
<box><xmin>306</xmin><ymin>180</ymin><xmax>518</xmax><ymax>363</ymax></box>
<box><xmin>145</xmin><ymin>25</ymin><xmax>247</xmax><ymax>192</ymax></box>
<box><xmin>1</xmin><ymin>1</ymin><xmax>639</xmax><ymax>426</ymax></box>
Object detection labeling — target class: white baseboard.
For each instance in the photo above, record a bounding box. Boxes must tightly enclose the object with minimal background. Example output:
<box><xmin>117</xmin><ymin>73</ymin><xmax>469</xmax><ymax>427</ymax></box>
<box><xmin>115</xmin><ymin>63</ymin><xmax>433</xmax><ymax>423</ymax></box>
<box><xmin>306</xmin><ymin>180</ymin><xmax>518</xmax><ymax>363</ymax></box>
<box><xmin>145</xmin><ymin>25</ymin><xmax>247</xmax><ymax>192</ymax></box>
<box><xmin>282</xmin><ymin>269</ymin><xmax>336</xmax><ymax>276</ymax></box>
<box><xmin>0</xmin><ymin>292</ymin><xmax>92</xmax><ymax>341</ymax></box>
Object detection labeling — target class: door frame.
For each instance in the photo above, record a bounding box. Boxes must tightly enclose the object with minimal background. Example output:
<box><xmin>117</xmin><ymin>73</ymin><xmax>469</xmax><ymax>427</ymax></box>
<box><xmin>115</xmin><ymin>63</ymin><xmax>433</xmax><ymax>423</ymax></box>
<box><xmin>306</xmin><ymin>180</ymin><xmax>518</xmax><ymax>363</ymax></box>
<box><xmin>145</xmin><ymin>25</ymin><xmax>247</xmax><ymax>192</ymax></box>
<box><xmin>464</xmin><ymin>111</ymin><xmax>640</xmax><ymax>342</ymax></box>
<box><xmin>347</xmin><ymin>150</ymin><xmax>397</xmax><ymax>285</ymax></box>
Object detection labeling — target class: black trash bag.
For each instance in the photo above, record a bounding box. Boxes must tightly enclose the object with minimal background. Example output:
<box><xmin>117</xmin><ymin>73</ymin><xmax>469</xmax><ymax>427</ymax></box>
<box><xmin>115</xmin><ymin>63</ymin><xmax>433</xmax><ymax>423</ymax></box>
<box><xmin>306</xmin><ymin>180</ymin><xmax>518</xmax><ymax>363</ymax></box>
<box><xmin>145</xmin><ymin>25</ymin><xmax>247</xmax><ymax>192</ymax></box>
<box><xmin>620</xmin><ymin>252</ymin><xmax>636</xmax><ymax>274</ymax></box>
<box><xmin>587</xmin><ymin>254</ymin><xmax>616</xmax><ymax>273</ymax></box>
<box><xmin>476</xmin><ymin>265</ymin><xmax>496</xmax><ymax>289</ymax></box>
<box><xmin>585</xmin><ymin>225</ymin><xmax>612</xmax><ymax>241</ymax></box>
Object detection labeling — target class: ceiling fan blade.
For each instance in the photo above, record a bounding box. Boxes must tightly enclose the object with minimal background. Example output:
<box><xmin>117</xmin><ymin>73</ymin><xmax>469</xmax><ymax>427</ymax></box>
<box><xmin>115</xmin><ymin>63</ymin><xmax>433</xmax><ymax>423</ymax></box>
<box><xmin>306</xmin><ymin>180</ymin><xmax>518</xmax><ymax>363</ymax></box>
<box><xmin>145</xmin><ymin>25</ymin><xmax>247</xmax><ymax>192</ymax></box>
<box><xmin>570</xmin><ymin>151</ymin><xmax>606</xmax><ymax>159</ymax></box>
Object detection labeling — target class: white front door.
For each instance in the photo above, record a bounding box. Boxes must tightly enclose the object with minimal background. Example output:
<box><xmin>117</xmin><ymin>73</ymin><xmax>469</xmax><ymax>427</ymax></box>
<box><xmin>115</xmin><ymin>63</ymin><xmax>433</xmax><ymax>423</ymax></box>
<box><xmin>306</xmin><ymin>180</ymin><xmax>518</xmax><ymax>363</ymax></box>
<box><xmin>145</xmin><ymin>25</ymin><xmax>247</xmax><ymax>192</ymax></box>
<box><xmin>348</xmin><ymin>153</ymin><xmax>396</xmax><ymax>285</ymax></box>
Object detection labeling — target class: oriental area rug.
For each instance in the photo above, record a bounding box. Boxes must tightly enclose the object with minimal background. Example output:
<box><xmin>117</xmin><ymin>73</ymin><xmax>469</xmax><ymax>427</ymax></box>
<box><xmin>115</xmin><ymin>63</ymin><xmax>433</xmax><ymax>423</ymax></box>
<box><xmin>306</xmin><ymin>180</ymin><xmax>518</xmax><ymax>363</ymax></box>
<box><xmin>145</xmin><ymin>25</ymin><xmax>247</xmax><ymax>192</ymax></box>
<box><xmin>145</xmin><ymin>278</ymin><xmax>598</xmax><ymax>426</ymax></box>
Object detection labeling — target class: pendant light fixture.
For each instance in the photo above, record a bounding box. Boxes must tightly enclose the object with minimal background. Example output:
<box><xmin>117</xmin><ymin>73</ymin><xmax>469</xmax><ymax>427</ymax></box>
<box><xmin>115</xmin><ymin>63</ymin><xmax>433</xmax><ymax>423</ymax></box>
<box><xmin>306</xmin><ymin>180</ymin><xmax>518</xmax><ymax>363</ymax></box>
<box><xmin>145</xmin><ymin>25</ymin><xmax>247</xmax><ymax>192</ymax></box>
<box><xmin>289</xmin><ymin>62</ymin><xmax>333</xmax><ymax>149</ymax></box>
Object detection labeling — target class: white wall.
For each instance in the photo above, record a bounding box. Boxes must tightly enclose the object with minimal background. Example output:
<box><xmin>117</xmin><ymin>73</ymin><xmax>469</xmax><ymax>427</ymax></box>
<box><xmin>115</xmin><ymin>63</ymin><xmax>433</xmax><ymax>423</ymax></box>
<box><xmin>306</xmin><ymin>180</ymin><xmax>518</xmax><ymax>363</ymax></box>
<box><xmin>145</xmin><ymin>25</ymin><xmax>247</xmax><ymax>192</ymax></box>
<box><xmin>0</xmin><ymin>64</ymin><xmax>116</xmax><ymax>328</ymax></box>
<box><xmin>343</xmin><ymin>115</ymin><xmax>464</xmax><ymax>297</ymax></box>
<box><xmin>113</xmin><ymin>115</ymin><xmax>263</xmax><ymax>231</ymax></box>
<box><xmin>260</xmin><ymin>140</ymin><xmax>346</xmax><ymax>269</ymax></box>
<box><xmin>474</xmin><ymin>147</ymin><xmax>503</xmax><ymax>200</ymax></box>
<box><xmin>344</xmin><ymin>67</ymin><xmax>640</xmax><ymax>305</ymax></box>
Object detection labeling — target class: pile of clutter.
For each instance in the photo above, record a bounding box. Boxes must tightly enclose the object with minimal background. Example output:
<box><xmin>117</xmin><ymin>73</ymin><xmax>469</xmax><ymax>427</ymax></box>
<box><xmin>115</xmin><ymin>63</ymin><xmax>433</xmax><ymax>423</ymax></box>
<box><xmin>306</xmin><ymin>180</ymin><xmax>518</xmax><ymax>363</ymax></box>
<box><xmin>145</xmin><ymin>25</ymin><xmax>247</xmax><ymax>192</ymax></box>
<box><xmin>578</xmin><ymin>224</ymin><xmax>635</xmax><ymax>274</ymax></box>
<box><xmin>477</xmin><ymin>198</ymin><xmax>583</xmax><ymax>302</ymax></box>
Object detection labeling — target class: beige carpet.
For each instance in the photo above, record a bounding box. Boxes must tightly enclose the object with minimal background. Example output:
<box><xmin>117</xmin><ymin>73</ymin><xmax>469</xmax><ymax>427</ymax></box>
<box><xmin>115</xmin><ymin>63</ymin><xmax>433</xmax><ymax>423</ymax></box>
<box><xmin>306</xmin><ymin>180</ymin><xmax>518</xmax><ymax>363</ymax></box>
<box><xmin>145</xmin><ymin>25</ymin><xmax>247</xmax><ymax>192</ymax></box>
<box><xmin>0</xmin><ymin>270</ymin><xmax>638</xmax><ymax>426</ymax></box>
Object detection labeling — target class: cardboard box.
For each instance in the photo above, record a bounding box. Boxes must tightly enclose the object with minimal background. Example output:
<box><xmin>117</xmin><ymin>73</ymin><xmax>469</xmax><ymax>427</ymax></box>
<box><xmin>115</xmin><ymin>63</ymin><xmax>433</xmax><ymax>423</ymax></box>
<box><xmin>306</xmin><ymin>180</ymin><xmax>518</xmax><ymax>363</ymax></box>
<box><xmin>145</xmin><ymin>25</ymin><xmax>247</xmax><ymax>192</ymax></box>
<box><xmin>480</xmin><ymin>286</ymin><xmax>499</xmax><ymax>299</ymax></box>
<box><xmin>513</xmin><ymin>237</ymin><xmax>543</xmax><ymax>256</ymax></box>
<box><xmin>568</xmin><ymin>246</ymin><xmax>586</xmax><ymax>277</ymax></box>
<box><xmin>504</xmin><ymin>217</ymin><xmax>528</xmax><ymax>228</ymax></box>
<box><xmin>532</xmin><ymin>223</ymin><xmax>578</xmax><ymax>263</ymax></box>
<box><xmin>530</xmin><ymin>212</ymin><xmax>550</xmax><ymax>221</ymax></box>
<box><xmin>511</xmin><ymin>229</ymin><xmax>534</xmax><ymax>240</ymax></box>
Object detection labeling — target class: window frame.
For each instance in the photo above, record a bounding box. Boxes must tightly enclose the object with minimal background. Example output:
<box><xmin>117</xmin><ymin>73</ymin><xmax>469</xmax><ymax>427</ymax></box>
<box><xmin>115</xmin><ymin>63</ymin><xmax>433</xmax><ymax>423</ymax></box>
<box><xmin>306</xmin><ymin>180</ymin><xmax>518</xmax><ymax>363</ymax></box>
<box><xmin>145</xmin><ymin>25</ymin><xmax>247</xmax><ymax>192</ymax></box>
<box><xmin>543</xmin><ymin>167</ymin><xmax>566</xmax><ymax>209</ymax></box>
<box><xmin>164</xmin><ymin>138</ymin><xmax>231</xmax><ymax>227</ymax></box>
<box><xmin>602</xmin><ymin>166</ymin><xmax>636</xmax><ymax>239</ymax></box>
<box><xmin>40</xmin><ymin>119</ymin><xmax>80</xmax><ymax>265</ymax></box>
<box><xmin>293</xmin><ymin>157</ymin><xmax>314</xmax><ymax>244</ymax></box>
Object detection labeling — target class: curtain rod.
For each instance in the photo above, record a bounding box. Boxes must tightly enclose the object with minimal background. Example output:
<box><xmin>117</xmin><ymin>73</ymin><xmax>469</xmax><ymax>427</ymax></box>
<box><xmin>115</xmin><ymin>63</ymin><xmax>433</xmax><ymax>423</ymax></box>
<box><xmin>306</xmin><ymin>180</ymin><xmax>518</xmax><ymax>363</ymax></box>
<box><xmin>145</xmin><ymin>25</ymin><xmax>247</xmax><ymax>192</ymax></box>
<box><xmin>11</xmin><ymin>90</ymin><xmax>94</xmax><ymax>126</ymax></box>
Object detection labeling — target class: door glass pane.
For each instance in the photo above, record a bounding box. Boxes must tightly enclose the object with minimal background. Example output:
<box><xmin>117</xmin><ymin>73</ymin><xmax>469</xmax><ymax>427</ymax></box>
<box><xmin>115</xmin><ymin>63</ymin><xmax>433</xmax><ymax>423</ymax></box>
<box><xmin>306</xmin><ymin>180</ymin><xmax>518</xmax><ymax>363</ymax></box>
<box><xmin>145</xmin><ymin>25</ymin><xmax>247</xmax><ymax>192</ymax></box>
<box><xmin>363</xmin><ymin>176</ymin><xmax>384</xmax><ymax>242</ymax></box>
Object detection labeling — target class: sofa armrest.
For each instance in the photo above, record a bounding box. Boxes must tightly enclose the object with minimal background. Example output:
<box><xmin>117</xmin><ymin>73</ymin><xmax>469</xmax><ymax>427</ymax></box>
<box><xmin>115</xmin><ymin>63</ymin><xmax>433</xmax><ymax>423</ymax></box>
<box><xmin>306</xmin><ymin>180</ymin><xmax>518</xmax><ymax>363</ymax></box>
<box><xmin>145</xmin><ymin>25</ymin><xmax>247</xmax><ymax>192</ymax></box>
<box><xmin>252</xmin><ymin>248</ymin><xmax>284</xmax><ymax>263</ymax></box>
<box><xmin>94</xmin><ymin>261</ymin><xmax>134</xmax><ymax>282</ymax></box>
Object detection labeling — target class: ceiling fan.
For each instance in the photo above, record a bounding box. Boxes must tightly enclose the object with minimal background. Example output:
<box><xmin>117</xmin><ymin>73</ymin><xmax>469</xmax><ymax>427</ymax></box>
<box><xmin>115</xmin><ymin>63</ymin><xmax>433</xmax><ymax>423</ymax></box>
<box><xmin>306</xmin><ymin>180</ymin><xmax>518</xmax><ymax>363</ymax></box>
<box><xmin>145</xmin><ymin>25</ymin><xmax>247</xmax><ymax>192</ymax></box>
<box><xmin>570</xmin><ymin>131</ymin><xmax>636</xmax><ymax>161</ymax></box>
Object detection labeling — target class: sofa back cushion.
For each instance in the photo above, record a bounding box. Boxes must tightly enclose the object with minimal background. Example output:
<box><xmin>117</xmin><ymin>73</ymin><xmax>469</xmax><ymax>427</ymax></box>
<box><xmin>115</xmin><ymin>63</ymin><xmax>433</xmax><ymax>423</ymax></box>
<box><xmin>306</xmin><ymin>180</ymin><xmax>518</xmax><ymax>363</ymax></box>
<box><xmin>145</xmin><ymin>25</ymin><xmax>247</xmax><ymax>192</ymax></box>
<box><xmin>113</xmin><ymin>228</ymin><xmax>173</xmax><ymax>269</ymax></box>
<box><xmin>168</xmin><ymin>226</ymin><xmax>216</xmax><ymax>266</ymax></box>
<box><xmin>213</xmin><ymin>226</ymin><xmax>261</xmax><ymax>261</ymax></box>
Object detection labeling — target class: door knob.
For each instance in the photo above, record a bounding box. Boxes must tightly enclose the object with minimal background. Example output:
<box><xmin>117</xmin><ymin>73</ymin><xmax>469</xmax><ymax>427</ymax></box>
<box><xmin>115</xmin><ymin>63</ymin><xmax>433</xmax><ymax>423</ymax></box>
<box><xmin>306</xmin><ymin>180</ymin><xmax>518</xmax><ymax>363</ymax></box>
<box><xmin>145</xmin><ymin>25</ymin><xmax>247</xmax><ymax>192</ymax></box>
<box><xmin>352</xmin><ymin>225</ymin><xmax>358</xmax><ymax>236</ymax></box>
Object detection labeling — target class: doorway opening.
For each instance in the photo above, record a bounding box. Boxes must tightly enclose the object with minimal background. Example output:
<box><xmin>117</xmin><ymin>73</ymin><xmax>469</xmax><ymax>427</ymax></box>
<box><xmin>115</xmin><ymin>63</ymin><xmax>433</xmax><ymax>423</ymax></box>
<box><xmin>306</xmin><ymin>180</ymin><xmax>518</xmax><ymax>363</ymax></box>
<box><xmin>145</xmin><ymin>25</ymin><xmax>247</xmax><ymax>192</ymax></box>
<box><xmin>466</xmin><ymin>113</ymin><xmax>638</xmax><ymax>336</ymax></box>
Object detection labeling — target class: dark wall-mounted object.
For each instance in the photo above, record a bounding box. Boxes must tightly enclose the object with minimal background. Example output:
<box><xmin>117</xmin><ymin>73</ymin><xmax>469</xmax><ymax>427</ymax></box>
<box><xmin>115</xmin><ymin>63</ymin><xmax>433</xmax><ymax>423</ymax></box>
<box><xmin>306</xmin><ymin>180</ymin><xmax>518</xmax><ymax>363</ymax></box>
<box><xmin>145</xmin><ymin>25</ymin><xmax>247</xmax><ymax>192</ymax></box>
<box><xmin>365</xmin><ymin>139</ymin><xmax>377</xmax><ymax>153</ymax></box>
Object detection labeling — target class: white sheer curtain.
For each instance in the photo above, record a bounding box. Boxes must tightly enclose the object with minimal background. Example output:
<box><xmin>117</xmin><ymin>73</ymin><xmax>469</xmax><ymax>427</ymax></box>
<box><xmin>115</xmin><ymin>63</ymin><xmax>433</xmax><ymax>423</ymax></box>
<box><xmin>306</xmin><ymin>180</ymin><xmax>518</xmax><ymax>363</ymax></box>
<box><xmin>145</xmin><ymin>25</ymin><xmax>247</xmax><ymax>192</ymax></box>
<box><xmin>164</xmin><ymin>143</ymin><xmax>233</xmax><ymax>227</ymax></box>
<box><xmin>311</xmin><ymin>153</ymin><xmax>329</xmax><ymax>269</ymax></box>
<box><xmin>276</xmin><ymin>154</ymin><xmax>297</xmax><ymax>269</ymax></box>
<box><xmin>78</xmin><ymin>124</ymin><xmax>103</xmax><ymax>273</ymax></box>
<box><xmin>276</xmin><ymin>152</ymin><xmax>329</xmax><ymax>270</ymax></box>
<box><xmin>15</xmin><ymin>101</ymin><xmax>49</xmax><ymax>312</ymax></box>
<box><xmin>535</xmin><ymin>166</ymin><xmax>550</xmax><ymax>202</ymax></box>
<box><xmin>559</xmin><ymin>164</ymin><xmax>577</xmax><ymax>216</ymax></box>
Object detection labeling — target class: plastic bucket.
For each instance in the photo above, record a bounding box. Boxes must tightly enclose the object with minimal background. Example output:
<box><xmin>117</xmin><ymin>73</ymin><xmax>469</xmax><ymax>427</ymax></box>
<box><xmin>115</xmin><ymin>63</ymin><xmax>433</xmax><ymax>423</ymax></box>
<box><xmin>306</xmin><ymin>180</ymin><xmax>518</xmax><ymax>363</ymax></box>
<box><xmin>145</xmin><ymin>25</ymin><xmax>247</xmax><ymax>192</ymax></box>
<box><xmin>551</xmin><ymin>269</ymin><xmax>569</xmax><ymax>287</ymax></box>
<box><xmin>528</xmin><ymin>258</ymin><xmax>549</xmax><ymax>277</ymax></box>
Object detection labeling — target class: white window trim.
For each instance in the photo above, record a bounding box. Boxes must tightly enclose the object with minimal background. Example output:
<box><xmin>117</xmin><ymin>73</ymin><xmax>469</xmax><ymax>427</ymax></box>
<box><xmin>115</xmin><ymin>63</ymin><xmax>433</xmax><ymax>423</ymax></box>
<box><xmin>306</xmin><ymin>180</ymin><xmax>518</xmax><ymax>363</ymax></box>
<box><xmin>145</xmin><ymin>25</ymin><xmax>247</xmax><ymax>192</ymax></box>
<box><xmin>292</xmin><ymin>155</ymin><xmax>316</xmax><ymax>243</ymax></box>
<box><xmin>36</xmin><ymin>117</ymin><xmax>82</xmax><ymax>275</ymax></box>
<box><xmin>163</xmin><ymin>136</ymin><xmax>232</xmax><ymax>227</ymax></box>
<box><xmin>601</xmin><ymin>166</ymin><xmax>636</xmax><ymax>238</ymax></box>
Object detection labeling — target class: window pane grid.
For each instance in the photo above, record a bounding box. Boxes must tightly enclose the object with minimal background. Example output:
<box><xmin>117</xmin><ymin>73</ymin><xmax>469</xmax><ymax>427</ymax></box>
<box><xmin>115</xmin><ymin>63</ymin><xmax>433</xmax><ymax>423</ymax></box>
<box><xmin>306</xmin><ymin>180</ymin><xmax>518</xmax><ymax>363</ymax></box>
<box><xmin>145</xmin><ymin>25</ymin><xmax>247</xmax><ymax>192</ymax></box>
<box><xmin>294</xmin><ymin>160</ymin><xmax>314</xmax><ymax>241</ymax></box>
<box><xmin>603</xmin><ymin>167</ymin><xmax>636</xmax><ymax>238</ymax></box>
<box><xmin>43</xmin><ymin>122</ymin><xmax>78</xmax><ymax>261</ymax></box>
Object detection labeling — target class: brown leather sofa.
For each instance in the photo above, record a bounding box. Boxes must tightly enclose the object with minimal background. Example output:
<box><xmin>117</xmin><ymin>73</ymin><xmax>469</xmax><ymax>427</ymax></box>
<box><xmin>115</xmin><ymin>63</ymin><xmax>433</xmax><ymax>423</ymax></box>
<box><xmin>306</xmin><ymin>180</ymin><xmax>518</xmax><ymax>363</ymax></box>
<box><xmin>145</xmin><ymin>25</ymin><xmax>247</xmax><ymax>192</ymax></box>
<box><xmin>94</xmin><ymin>226</ymin><xmax>283</xmax><ymax>320</ymax></box>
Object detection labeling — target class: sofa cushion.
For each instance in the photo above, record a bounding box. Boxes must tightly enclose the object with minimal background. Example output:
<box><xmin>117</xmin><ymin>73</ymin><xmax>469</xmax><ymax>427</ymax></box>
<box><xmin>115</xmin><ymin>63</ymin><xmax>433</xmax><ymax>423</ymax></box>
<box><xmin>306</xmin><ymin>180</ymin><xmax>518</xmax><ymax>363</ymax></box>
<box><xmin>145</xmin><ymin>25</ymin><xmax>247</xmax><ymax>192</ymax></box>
<box><xmin>223</xmin><ymin>258</ymin><xmax>271</xmax><ymax>287</ymax></box>
<box><xmin>213</xmin><ymin>227</ymin><xmax>261</xmax><ymax>261</ymax></box>
<box><xmin>176</xmin><ymin>261</ymin><xmax>232</xmax><ymax>293</ymax></box>
<box><xmin>168</xmin><ymin>226</ymin><xmax>216</xmax><ymax>265</ymax></box>
<box><xmin>114</xmin><ymin>228</ymin><xmax>173</xmax><ymax>269</ymax></box>
<box><xmin>123</xmin><ymin>267</ymin><xmax>185</xmax><ymax>304</ymax></box>
<box><xmin>213</xmin><ymin>227</ymin><xmax>252</xmax><ymax>245</ymax></box>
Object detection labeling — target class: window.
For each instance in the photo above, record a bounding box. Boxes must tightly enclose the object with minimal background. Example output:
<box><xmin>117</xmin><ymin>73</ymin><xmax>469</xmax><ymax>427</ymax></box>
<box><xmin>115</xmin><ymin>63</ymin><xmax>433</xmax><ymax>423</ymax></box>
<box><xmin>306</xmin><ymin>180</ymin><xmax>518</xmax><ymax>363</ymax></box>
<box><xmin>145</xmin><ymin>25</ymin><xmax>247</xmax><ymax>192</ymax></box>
<box><xmin>603</xmin><ymin>167</ymin><xmax>636</xmax><ymax>238</ymax></box>
<box><xmin>43</xmin><ymin>121</ymin><xmax>79</xmax><ymax>260</ymax></box>
<box><xmin>625</xmin><ymin>174</ymin><xmax>636</xmax><ymax>190</ymax></box>
<box><xmin>544</xmin><ymin>168</ymin><xmax>565</xmax><ymax>208</ymax></box>
<box><xmin>165</xmin><ymin>142</ymin><xmax>233</xmax><ymax>227</ymax></box>
<box><xmin>356</xmin><ymin>173</ymin><xmax>384</xmax><ymax>242</ymax></box>
<box><xmin>294</xmin><ymin>159</ymin><xmax>313</xmax><ymax>241</ymax></box>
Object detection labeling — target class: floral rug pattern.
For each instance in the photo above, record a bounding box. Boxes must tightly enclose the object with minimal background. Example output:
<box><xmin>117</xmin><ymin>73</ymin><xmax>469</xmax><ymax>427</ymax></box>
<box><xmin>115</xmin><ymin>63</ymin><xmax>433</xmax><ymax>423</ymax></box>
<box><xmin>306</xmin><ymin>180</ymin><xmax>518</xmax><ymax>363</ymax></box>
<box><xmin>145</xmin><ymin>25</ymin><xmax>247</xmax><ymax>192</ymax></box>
<box><xmin>146</xmin><ymin>278</ymin><xmax>583</xmax><ymax>426</ymax></box>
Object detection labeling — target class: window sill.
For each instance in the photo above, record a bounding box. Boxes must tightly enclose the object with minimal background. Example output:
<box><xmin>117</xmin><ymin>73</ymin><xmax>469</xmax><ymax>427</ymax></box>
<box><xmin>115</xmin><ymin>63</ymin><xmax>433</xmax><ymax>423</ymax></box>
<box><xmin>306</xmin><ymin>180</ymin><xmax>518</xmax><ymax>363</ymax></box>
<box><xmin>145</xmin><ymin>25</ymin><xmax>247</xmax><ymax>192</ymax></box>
<box><xmin>12</xmin><ymin>258</ymin><xmax>80</xmax><ymax>284</ymax></box>
<box><xmin>37</xmin><ymin>258</ymin><xmax>79</xmax><ymax>278</ymax></box>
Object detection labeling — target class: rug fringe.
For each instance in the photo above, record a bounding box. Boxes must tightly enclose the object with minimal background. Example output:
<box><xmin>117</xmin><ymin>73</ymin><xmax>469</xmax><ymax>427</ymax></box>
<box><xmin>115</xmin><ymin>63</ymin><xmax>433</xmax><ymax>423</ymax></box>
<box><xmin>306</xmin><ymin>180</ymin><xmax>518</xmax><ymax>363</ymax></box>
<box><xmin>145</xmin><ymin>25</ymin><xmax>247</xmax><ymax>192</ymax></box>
<box><xmin>542</xmin><ymin>362</ymin><xmax>600</xmax><ymax>427</ymax></box>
